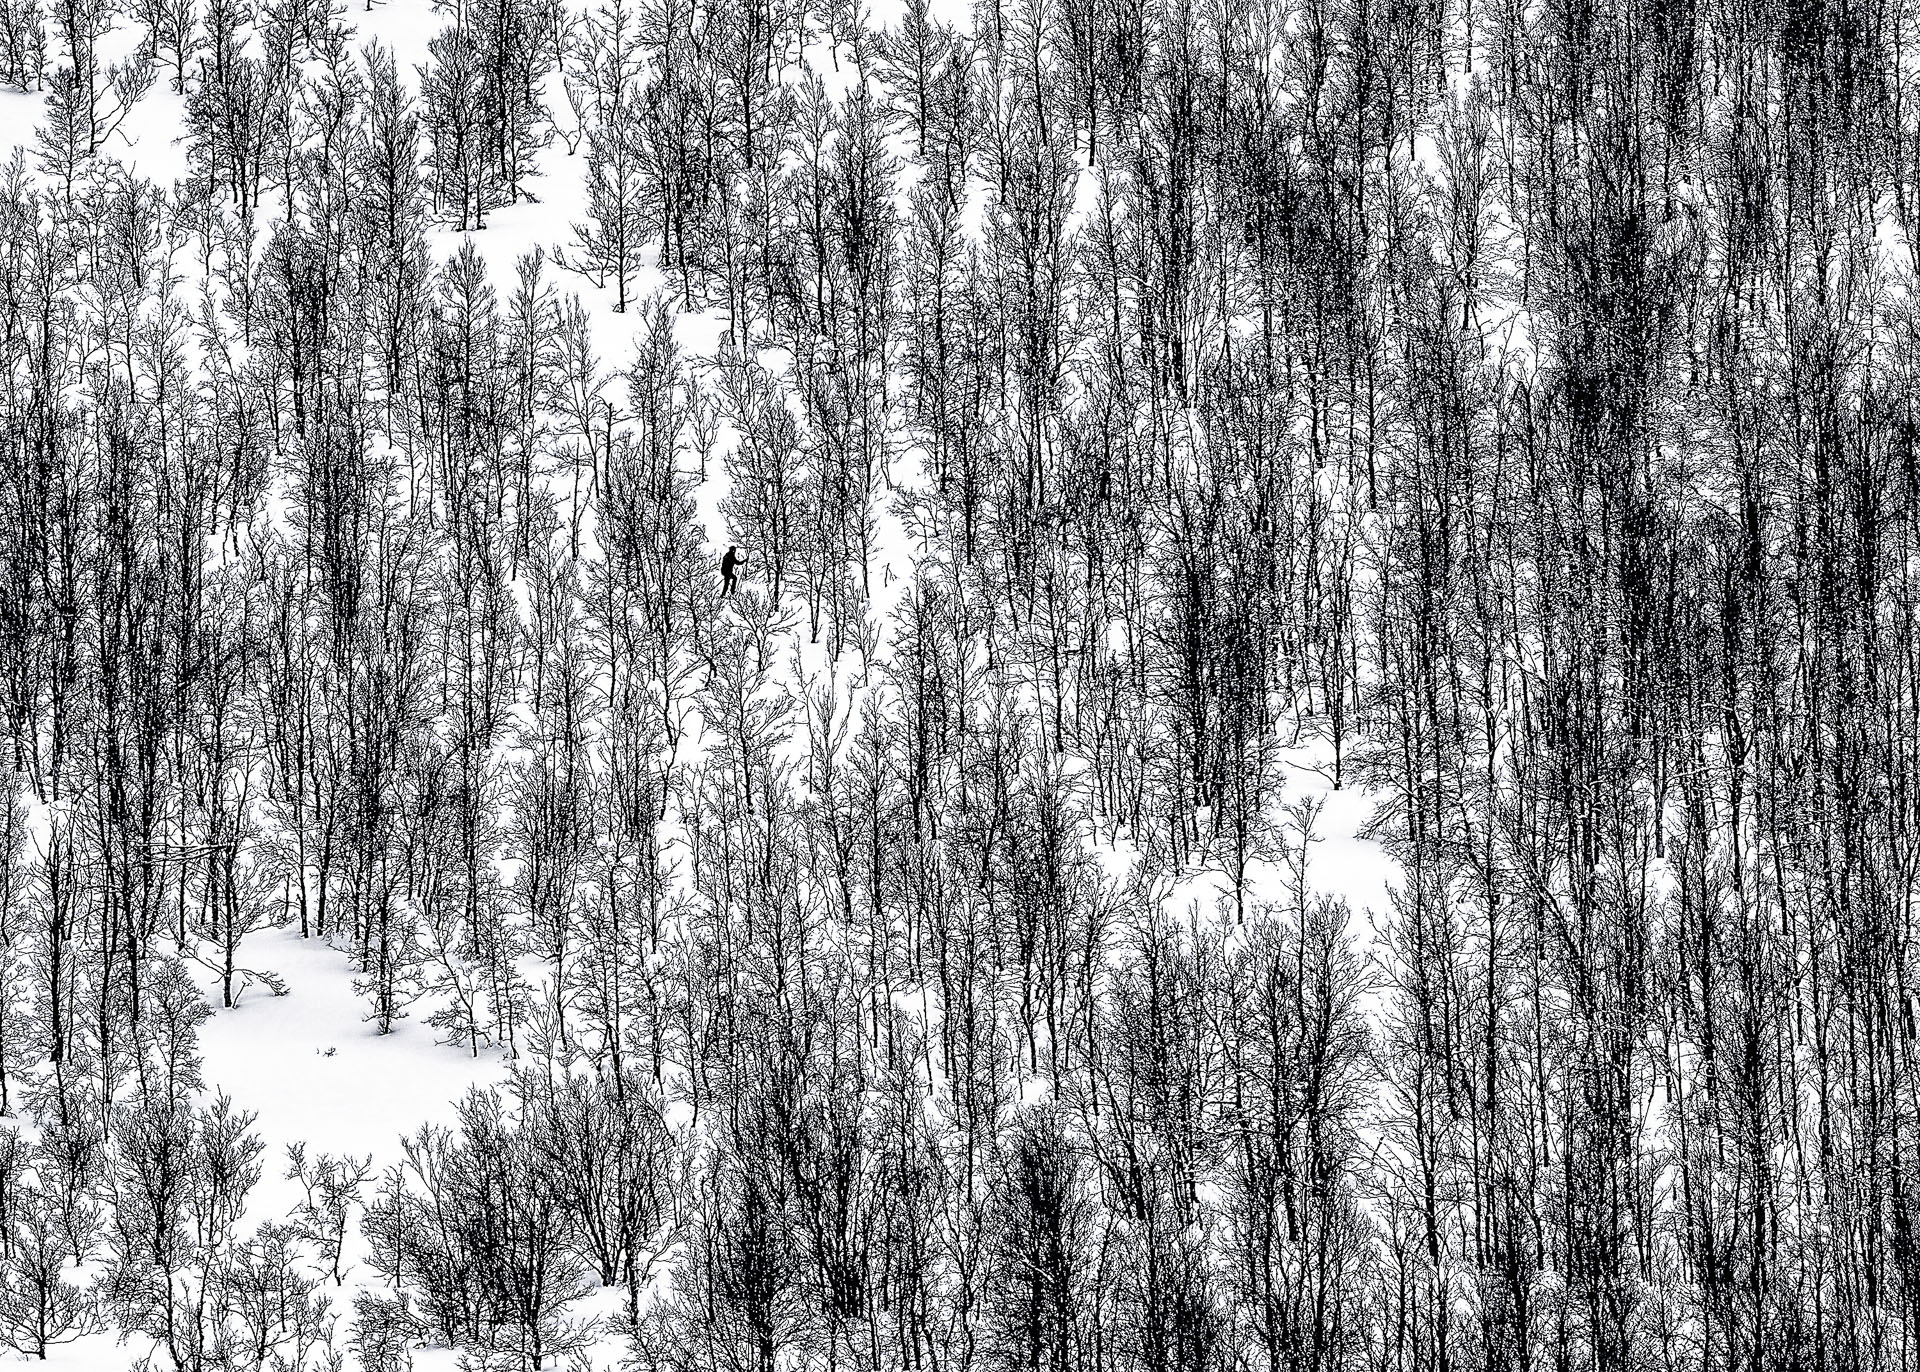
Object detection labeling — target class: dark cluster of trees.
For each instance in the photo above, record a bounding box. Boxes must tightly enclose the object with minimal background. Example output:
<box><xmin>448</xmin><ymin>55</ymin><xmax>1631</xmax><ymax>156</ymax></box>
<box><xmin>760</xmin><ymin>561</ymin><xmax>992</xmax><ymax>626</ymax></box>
<box><xmin>1</xmin><ymin>0</ymin><xmax>1919</xmax><ymax>1365</ymax></box>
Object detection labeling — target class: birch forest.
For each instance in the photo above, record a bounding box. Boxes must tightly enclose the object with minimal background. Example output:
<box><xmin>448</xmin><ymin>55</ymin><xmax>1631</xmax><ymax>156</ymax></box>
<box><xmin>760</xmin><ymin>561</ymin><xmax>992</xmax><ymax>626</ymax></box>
<box><xmin>0</xmin><ymin>0</ymin><xmax>1918</xmax><ymax>1365</ymax></box>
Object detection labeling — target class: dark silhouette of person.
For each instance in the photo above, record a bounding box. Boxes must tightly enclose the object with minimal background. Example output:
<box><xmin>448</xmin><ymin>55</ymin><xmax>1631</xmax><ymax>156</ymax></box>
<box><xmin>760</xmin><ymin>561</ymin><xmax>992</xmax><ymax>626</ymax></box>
<box><xmin>721</xmin><ymin>545</ymin><xmax>746</xmax><ymax>596</ymax></box>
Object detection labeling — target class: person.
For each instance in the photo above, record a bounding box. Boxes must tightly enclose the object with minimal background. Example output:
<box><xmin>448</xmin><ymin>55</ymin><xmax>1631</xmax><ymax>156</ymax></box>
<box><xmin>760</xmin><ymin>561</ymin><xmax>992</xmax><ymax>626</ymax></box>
<box><xmin>720</xmin><ymin>545</ymin><xmax>747</xmax><ymax>596</ymax></box>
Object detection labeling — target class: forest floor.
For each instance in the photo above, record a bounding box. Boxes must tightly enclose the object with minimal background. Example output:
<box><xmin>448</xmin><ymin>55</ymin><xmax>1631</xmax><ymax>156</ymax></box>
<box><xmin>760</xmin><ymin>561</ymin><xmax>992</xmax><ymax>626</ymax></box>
<box><xmin>0</xmin><ymin>0</ymin><xmax>1409</xmax><ymax>1362</ymax></box>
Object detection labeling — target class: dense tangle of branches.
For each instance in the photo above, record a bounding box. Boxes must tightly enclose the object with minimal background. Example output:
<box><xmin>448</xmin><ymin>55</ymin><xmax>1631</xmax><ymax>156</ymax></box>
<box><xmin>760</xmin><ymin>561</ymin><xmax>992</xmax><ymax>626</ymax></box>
<box><xmin>0</xmin><ymin>0</ymin><xmax>1918</xmax><ymax>1366</ymax></box>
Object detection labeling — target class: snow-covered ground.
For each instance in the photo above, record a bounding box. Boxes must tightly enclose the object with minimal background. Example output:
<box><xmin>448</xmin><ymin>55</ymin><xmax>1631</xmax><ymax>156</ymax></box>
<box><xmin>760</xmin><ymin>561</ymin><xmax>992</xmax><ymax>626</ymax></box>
<box><xmin>0</xmin><ymin>0</ymin><xmax>1418</xmax><ymax>1362</ymax></box>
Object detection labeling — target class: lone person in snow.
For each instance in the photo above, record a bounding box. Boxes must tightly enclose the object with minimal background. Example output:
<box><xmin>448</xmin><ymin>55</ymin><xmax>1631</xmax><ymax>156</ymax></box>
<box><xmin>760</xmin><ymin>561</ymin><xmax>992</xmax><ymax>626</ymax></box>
<box><xmin>721</xmin><ymin>545</ymin><xmax>747</xmax><ymax>596</ymax></box>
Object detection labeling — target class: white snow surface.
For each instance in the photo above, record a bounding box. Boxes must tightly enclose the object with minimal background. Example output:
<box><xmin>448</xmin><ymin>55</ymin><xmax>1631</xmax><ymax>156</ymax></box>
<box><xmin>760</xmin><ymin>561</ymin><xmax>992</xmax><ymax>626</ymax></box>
<box><xmin>0</xmin><ymin>0</ymin><xmax>1412</xmax><ymax>1364</ymax></box>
